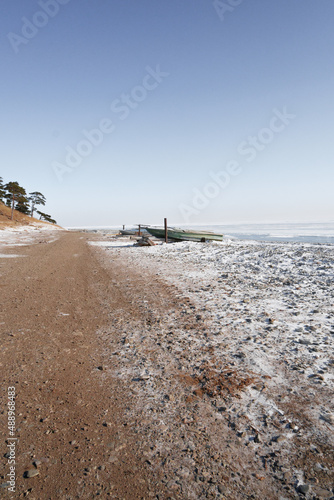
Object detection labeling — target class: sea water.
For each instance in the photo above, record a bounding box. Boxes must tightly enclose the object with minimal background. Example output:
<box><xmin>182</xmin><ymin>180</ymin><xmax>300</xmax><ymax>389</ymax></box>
<box><xmin>183</xmin><ymin>222</ymin><xmax>334</xmax><ymax>244</ymax></box>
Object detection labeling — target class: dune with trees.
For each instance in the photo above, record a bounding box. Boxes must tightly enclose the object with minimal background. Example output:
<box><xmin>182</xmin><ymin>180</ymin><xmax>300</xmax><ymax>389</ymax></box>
<box><xmin>0</xmin><ymin>176</ymin><xmax>57</xmax><ymax>228</ymax></box>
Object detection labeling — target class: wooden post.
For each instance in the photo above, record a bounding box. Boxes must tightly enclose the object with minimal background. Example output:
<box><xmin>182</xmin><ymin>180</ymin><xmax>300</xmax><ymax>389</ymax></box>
<box><xmin>123</xmin><ymin>225</ymin><xmax>125</xmax><ymax>230</ymax></box>
<box><xmin>164</xmin><ymin>218</ymin><xmax>168</xmax><ymax>243</ymax></box>
<box><xmin>138</xmin><ymin>224</ymin><xmax>141</xmax><ymax>236</ymax></box>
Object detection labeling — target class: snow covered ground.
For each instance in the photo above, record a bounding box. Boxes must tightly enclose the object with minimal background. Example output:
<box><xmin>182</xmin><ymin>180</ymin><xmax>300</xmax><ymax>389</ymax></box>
<box><xmin>111</xmin><ymin>239</ymin><xmax>334</xmax><ymax>395</ymax></box>
<box><xmin>92</xmin><ymin>235</ymin><xmax>334</xmax><ymax>496</ymax></box>
<box><xmin>0</xmin><ymin>224</ymin><xmax>63</xmax><ymax>250</ymax></box>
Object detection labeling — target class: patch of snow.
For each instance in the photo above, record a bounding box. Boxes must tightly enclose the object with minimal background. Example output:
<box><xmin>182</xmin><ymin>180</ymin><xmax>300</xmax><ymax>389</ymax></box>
<box><xmin>0</xmin><ymin>226</ymin><xmax>63</xmax><ymax>250</ymax></box>
<box><xmin>95</xmin><ymin>237</ymin><xmax>334</xmax><ymax>451</ymax></box>
<box><xmin>0</xmin><ymin>254</ymin><xmax>26</xmax><ymax>258</ymax></box>
<box><xmin>88</xmin><ymin>239</ymin><xmax>135</xmax><ymax>248</ymax></box>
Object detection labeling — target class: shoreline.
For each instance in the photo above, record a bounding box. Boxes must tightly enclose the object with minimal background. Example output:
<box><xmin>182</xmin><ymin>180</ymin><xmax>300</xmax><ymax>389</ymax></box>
<box><xmin>65</xmin><ymin>221</ymin><xmax>334</xmax><ymax>245</ymax></box>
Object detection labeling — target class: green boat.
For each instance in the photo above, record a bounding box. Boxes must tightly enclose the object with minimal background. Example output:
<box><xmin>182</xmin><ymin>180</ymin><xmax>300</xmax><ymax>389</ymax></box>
<box><xmin>144</xmin><ymin>226</ymin><xmax>223</xmax><ymax>242</ymax></box>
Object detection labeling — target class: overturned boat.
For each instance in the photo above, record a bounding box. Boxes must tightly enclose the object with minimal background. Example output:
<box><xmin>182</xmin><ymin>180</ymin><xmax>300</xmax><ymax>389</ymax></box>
<box><xmin>144</xmin><ymin>226</ymin><xmax>223</xmax><ymax>242</ymax></box>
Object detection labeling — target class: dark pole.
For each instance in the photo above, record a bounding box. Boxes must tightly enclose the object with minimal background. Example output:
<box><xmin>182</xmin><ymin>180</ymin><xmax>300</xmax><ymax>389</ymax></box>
<box><xmin>164</xmin><ymin>218</ymin><xmax>168</xmax><ymax>243</ymax></box>
<box><xmin>123</xmin><ymin>225</ymin><xmax>125</xmax><ymax>230</ymax></box>
<box><xmin>138</xmin><ymin>224</ymin><xmax>141</xmax><ymax>236</ymax></box>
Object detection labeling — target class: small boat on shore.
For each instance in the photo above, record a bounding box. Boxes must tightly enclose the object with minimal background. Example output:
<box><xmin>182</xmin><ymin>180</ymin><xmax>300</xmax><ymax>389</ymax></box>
<box><xmin>120</xmin><ymin>229</ymin><xmax>137</xmax><ymax>235</ymax></box>
<box><xmin>144</xmin><ymin>226</ymin><xmax>223</xmax><ymax>242</ymax></box>
<box><xmin>120</xmin><ymin>228</ymin><xmax>149</xmax><ymax>236</ymax></box>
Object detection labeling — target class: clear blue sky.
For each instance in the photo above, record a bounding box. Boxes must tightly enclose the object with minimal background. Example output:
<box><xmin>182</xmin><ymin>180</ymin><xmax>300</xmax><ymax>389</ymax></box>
<box><xmin>1</xmin><ymin>0</ymin><xmax>333</xmax><ymax>227</ymax></box>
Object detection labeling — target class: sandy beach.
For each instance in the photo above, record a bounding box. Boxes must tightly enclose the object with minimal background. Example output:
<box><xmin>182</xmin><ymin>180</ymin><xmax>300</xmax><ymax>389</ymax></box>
<box><xmin>1</xmin><ymin>228</ymin><xmax>333</xmax><ymax>499</ymax></box>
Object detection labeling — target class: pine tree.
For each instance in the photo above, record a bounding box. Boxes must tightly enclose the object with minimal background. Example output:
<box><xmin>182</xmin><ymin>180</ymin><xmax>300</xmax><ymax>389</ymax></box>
<box><xmin>0</xmin><ymin>177</ymin><xmax>5</xmax><ymax>202</ymax></box>
<box><xmin>4</xmin><ymin>182</ymin><xmax>27</xmax><ymax>220</ymax></box>
<box><xmin>16</xmin><ymin>195</ymin><xmax>30</xmax><ymax>214</ymax></box>
<box><xmin>36</xmin><ymin>210</ymin><xmax>57</xmax><ymax>224</ymax></box>
<box><xmin>29</xmin><ymin>191</ymin><xmax>46</xmax><ymax>217</ymax></box>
